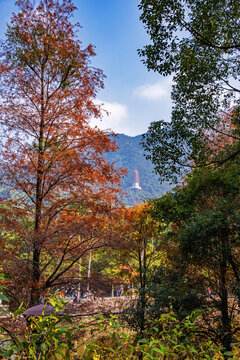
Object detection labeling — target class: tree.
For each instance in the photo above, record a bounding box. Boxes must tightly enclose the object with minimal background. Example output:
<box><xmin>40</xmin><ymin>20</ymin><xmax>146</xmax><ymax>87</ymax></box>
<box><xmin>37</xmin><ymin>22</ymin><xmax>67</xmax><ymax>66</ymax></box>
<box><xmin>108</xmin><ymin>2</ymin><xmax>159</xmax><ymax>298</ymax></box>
<box><xmin>112</xmin><ymin>203</ymin><xmax>163</xmax><ymax>332</ymax></box>
<box><xmin>151</xmin><ymin>163</ymin><xmax>240</xmax><ymax>355</ymax></box>
<box><xmin>0</xmin><ymin>0</ymin><xmax>124</xmax><ymax>305</ymax></box>
<box><xmin>138</xmin><ymin>0</ymin><xmax>240</xmax><ymax>181</ymax></box>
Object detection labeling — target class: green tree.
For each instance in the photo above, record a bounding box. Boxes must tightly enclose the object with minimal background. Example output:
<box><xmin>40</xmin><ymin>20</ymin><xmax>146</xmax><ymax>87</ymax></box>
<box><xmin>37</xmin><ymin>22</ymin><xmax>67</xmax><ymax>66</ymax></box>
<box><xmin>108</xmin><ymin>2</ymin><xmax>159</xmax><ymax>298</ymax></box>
<box><xmin>150</xmin><ymin>163</ymin><xmax>240</xmax><ymax>355</ymax></box>
<box><xmin>139</xmin><ymin>0</ymin><xmax>240</xmax><ymax>181</ymax></box>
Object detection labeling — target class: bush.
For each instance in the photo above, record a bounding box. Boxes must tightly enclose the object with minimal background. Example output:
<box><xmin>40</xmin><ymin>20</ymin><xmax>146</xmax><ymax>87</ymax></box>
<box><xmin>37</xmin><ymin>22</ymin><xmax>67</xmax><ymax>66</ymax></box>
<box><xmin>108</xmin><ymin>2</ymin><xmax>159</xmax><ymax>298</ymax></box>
<box><xmin>83</xmin><ymin>310</ymin><xmax>222</xmax><ymax>359</ymax></box>
<box><xmin>0</xmin><ymin>290</ymin><xmax>77</xmax><ymax>360</ymax></box>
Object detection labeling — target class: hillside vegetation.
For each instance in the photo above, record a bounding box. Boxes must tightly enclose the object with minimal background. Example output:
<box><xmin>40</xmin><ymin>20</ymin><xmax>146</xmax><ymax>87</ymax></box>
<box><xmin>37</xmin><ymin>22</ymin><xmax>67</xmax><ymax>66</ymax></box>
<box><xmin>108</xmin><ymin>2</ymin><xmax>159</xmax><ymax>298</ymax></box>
<box><xmin>108</xmin><ymin>134</ymin><xmax>170</xmax><ymax>206</ymax></box>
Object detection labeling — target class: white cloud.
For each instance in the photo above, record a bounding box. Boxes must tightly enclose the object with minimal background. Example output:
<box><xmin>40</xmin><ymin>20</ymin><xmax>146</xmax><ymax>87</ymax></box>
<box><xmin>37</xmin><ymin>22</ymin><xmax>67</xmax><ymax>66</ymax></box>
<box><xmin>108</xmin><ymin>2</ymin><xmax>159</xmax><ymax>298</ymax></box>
<box><xmin>90</xmin><ymin>99</ymin><xmax>129</xmax><ymax>133</ymax></box>
<box><xmin>135</xmin><ymin>77</ymin><xmax>173</xmax><ymax>101</ymax></box>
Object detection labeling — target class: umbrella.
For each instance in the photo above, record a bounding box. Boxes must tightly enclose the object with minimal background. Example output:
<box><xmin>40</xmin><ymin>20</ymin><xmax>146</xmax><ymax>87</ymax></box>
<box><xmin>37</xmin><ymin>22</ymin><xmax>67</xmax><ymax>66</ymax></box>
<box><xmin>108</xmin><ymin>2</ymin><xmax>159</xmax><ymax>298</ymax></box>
<box><xmin>22</xmin><ymin>304</ymin><xmax>54</xmax><ymax>318</ymax></box>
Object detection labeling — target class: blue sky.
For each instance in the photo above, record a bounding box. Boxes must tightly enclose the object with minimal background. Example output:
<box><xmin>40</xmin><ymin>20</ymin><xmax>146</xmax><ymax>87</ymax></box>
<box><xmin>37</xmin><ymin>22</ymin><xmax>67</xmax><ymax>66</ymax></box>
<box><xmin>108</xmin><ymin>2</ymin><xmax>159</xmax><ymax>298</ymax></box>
<box><xmin>0</xmin><ymin>0</ymin><xmax>173</xmax><ymax>136</ymax></box>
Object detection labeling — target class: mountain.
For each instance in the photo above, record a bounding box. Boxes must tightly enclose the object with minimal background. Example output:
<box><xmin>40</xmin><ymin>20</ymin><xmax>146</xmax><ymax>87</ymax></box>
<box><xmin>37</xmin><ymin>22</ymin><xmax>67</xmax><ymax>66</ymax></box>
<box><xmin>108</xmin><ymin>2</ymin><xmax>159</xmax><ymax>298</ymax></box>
<box><xmin>107</xmin><ymin>134</ymin><xmax>170</xmax><ymax>206</ymax></box>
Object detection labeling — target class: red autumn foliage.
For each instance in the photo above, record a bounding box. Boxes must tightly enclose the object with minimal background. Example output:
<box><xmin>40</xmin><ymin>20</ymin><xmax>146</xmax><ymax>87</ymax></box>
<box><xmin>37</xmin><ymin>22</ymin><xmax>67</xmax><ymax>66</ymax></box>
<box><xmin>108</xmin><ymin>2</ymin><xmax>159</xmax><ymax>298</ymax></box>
<box><xmin>203</xmin><ymin>108</ymin><xmax>240</xmax><ymax>165</ymax></box>
<box><xmin>0</xmin><ymin>0</ymin><xmax>126</xmax><ymax>306</ymax></box>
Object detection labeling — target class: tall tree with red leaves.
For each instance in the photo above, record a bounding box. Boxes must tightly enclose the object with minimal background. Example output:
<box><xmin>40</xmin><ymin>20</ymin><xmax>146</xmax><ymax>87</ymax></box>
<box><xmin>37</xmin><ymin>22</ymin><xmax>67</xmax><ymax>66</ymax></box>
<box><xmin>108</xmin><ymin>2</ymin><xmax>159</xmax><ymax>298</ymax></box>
<box><xmin>0</xmin><ymin>0</ymin><xmax>124</xmax><ymax>305</ymax></box>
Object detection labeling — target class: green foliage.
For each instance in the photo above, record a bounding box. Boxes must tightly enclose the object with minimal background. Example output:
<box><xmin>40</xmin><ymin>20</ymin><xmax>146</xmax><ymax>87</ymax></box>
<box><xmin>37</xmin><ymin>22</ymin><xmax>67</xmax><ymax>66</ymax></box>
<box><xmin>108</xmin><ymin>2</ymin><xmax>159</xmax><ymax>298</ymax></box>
<box><xmin>122</xmin><ymin>259</ymin><xmax>205</xmax><ymax>332</ymax></box>
<box><xmin>147</xmin><ymin>267</ymin><xmax>205</xmax><ymax>319</ymax></box>
<box><xmin>83</xmin><ymin>311</ymin><xmax>221</xmax><ymax>359</ymax></box>
<box><xmin>148</xmin><ymin>162</ymin><xmax>240</xmax><ymax>354</ymax></box>
<box><xmin>153</xmin><ymin>164</ymin><xmax>240</xmax><ymax>267</ymax></box>
<box><xmin>0</xmin><ymin>273</ymin><xmax>9</xmax><ymax>315</ymax></box>
<box><xmin>139</xmin><ymin>0</ymin><xmax>240</xmax><ymax>180</ymax></box>
<box><xmin>0</xmin><ymin>294</ymin><xmax>78</xmax><ymax>360</ymax></box>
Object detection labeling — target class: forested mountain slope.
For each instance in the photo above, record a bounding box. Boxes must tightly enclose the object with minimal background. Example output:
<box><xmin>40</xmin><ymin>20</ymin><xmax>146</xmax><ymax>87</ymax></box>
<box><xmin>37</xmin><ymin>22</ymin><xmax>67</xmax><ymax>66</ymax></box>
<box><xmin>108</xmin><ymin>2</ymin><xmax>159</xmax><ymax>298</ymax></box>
<box><xmin>107</xmin><ymin>134</ymin><xmax>170</xmax><ymax>206</ymax></box>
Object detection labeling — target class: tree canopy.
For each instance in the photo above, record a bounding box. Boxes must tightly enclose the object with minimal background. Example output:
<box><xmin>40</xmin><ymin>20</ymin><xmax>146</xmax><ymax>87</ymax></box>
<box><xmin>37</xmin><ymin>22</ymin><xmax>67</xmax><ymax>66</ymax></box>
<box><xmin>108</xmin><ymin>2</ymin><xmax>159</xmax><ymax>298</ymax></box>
<box><xmin>139</xmin><ymin>0</ymin><xmax>240</xmax><ymax>181</ymax></box>
<box><xmin>0</xmin><ymin>0</ymin><xmax>124</xmax><ymax>305</ymax></box>
<box><xmin>150</xmin><ymin>161</ymin><xmax>240</xmax><ymax>352</ymax></box>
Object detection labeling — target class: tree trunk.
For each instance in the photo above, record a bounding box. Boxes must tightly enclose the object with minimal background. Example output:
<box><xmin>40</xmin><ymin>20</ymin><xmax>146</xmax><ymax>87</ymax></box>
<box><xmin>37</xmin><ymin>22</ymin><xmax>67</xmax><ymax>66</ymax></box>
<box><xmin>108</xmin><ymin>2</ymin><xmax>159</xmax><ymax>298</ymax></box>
<box><xmin>31</xmin><ymin>162</ymin><xmax>43</xmax><ymax>305</ymax></box>
<box><xmin>77</xmin><ymin>257</ymin><xmax>82</xmax><ymax>300</ymax></box>
<box><xmin>139</xmin><ymin>244</ymin><xmax>147</xmax><ymax>334</ymax></box>
<box><xmin>87</xmin><ymin>250</ymin><xmax>92</xmax><ymax>292</ymax></box>
<box><xmin>30</xmin><ymin>66</ymin><xmax>45</xmax><ymax>305</ymax></box>
<box><xmin>219</xmin><ymin>258</ymin><xmax>232</xmax><ymax>358</ymax></box>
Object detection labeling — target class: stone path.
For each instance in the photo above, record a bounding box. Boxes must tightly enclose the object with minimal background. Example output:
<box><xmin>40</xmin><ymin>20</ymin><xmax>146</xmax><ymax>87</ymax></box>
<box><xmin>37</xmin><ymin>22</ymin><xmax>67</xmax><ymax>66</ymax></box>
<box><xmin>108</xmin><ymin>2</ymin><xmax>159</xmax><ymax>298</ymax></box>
<box><xmin>67</xmin><ymin>296</ymin><xmax>137</xmax><ymax>316</ymax></box>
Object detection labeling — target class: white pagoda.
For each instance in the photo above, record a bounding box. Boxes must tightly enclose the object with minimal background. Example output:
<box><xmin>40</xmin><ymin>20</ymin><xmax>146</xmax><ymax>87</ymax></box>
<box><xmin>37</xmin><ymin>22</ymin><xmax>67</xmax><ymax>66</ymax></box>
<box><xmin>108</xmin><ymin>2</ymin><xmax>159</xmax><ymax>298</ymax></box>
<box><xmin>130</xmin><ymin>169</ymin><xmax>142</xmax><ymax>190</ymax></box>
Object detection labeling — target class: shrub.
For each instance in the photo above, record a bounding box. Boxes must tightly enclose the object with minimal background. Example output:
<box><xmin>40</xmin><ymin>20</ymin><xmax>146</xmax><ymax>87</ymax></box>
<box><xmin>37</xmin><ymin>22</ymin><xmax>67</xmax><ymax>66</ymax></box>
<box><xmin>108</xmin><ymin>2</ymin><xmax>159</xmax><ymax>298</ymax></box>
<box><xmin>83</xmin><ymin>310</ymin><xmax>222</xmax><ymax>359</ymax></box>
<box><xmin>0</xmin><ymin>290</ymin><xmax>77</xmax><ymax>359</ymax></box>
